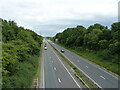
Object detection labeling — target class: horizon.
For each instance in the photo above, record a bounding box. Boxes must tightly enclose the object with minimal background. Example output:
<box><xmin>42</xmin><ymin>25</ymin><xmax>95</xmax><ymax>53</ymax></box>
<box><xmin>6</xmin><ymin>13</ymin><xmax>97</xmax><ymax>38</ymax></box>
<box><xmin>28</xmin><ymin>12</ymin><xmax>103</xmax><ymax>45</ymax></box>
<box><xmin>0</xmin><ymin>0</ymin><xmax>119</xmax><ymax>37</ymax></box>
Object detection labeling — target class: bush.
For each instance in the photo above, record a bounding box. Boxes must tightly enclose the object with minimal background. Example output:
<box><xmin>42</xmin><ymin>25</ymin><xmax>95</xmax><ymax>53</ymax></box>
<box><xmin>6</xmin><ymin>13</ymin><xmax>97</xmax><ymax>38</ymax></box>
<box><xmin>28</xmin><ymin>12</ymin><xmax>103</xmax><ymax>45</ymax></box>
<box><xmin>2</xmin><ymin>19</ymin><xmax>43</xmax><ymax>88</ymax></box>
<box><xmin>97</xmin><ymin>49</ymin><xmax>111</xmax><ymax>60</ymax></box>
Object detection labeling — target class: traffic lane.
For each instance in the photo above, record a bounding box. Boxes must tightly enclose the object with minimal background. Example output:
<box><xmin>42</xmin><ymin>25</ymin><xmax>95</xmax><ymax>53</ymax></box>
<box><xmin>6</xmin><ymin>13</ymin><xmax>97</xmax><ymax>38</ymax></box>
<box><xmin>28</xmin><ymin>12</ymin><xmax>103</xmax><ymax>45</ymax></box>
<box><xmin>47</xmin><ymin>43</ymin><xmax>80</xmax><ymax>88</ymax></box>
<box><xmin>48</xmin><ymin>45</ymin><xmax>80</xmax><ymax>88</ymax></box>
<box><xmin>61</xmin><ymin>50</ymin><xmax>118</xmax><ymax>88</ymax></box>
<box><xmin>51</xmin><ymin>42</ymin><xmax>119</xmax><ymax>88</ymax></box>
<box><xmin>53</xmin><ymin>43</ymin><xmax>118</xmax><ymax>88</ymax></box>
<box><xmin>44</xmin><ymin>49</ymin><xmax>60</xmax><ymax>88</ymax></box>
<box><xmin>44</xmin><ymin>42</ymin><xmax>80</xmax><ymax>88</ymax></box>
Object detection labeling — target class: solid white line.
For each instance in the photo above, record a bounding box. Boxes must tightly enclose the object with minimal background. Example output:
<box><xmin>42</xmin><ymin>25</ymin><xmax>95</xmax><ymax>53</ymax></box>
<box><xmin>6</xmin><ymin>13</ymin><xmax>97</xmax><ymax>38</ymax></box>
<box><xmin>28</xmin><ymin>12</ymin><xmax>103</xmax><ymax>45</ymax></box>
<box><xmin>52</xmin><ymin>49</ymin><xmax>81</xmax><ymax>88</ymax></box>
<box><xmin>63</xmin><ymin>53</ymin><xmax>102</xmax><ymax>88</ymax></box>
<box><xmin>58</xmin><ymin>78</ymin><xmax>61</xmax><ymax>83</ymax></box>
<box><xmin>86</xmin><ymin>66</ymin><xmax>88</xmax><ymax>68</ymax></box>
<box><xmin>54</xmin><ymin>41</ymin><xmax>119</xmax><ymax>79</ymax></box>
<box><xmin>71</xmin><ymin>50</ymin><xmax>118</xmax><ymax>79</ymax></box>
<box><xmin>52</xmin><ymin>45</ymin><xmax>102</xmax><ymax>88</ymax></box>
<box><xmin>43</xmin><ymin>53</ymin><xmax>45</xmax><ymax>88</ymax></box>
<box><xmin>100</xmin><ymin>76</ymin><xmax>106</xmax><ymax>80</ymax></box>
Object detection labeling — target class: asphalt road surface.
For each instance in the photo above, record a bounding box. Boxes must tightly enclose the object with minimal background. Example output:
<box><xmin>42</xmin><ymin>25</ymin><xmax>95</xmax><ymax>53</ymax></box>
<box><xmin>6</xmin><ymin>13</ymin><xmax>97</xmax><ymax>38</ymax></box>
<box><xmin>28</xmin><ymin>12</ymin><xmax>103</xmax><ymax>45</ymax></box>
<box><xmin>49</xmin><ymin>40</ymin><xmax>119</xmax><ymax>89</ymax></box>
<box><xmin>43</xmin><ymin>40</ymin><xmax>81</xmax><ymax>88</ymax></box>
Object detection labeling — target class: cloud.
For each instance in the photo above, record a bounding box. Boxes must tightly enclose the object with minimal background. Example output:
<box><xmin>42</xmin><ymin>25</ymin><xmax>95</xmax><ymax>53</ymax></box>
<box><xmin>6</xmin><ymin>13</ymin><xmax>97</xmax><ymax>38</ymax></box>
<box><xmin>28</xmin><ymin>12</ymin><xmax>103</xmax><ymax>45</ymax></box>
<box><xmin>0</xmin><ymin>0</ymin><xmax>119</xmax><ymax>36</ymax></box>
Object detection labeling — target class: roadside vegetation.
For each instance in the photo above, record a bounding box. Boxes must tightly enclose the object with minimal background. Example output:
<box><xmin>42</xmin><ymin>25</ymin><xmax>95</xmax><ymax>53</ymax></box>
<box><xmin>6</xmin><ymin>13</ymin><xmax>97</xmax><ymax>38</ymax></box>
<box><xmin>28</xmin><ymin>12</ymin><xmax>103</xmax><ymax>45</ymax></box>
<box><xmin>1</xmin><ymin>18</ymin><xmax>43</xmax><ymax>88</ymax></box>
<box><xmin>52</xmin><ymin>22</ymin><xmax>120</xmax><ymax>75</ymax></box>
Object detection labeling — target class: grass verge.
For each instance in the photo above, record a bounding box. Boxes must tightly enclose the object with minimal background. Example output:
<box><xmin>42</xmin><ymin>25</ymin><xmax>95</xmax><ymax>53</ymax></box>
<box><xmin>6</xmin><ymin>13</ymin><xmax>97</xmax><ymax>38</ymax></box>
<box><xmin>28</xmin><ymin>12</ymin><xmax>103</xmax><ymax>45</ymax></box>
<box><xmin>49</xmin><ymin>42</ymin><xmax>98</xmax><ymax>89</ymax></box>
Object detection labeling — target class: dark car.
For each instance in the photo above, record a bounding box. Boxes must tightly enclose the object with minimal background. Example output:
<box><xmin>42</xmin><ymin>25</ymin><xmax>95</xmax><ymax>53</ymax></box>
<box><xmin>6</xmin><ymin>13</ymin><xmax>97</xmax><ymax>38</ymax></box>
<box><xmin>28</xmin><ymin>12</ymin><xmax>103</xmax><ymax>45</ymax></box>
<box><xmin>44</xmin><ymin>43</ymin><xmax>46</xmax><ymax>47</ymax></box>
<box><xmin>61</xmin><ymin>50</ymin><xmax>65</xmax><ymax>53</ymax></box>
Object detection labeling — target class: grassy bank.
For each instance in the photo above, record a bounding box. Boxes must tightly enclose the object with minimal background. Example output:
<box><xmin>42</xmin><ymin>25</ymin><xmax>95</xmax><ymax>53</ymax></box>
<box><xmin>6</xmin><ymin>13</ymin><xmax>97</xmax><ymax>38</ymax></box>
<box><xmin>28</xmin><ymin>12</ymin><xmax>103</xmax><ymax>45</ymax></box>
<box><xmin>54</xmin><ymin>42</ymin><xmax>119</xmax><ymax>76</ymax></box>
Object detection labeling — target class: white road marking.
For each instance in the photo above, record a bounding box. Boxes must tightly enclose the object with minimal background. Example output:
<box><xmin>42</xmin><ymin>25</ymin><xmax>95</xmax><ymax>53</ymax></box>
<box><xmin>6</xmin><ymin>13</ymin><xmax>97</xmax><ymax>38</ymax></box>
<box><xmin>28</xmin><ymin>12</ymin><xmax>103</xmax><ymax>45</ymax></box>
<box><xmin>43</xmin><ymin>53</ymin><xmax>45</xmax><ymax>88</ymax></box>
<box><xmin>52</xmin><ymin>45</ymin><xmax>102</xmax><ymax>88</ymax></box>
<box><xmin>86</xmin><ymin>66</ymin><xmax>88</xmax><ymax>68</ymax></box>
<box><xmin>54</xmin><ymin>67</ymin><xmax>56</xmax><ymax>70</ymax></box>
<box><xmin>58</xmin><ymin>78</ymin><xmax>61</xmax><ymax>83</ymax></box>
<box><xmin>78</xmin><ymin>60</ymin><xmax>79</xmax><ymax>62</ymax></box>
<box><xmin>54</xmin><ymin>41</ymin><xmax>118</xmax><ymax>79</ymax></box>
<box><xmin>52</xmin><ymin>49</ymin><xmax>81</xmax><ymax>88</ymax></box>
<box><xmin>100</xmin><ymin>76</ymin><xmax>106</xmax><ymax>80</ymax></box>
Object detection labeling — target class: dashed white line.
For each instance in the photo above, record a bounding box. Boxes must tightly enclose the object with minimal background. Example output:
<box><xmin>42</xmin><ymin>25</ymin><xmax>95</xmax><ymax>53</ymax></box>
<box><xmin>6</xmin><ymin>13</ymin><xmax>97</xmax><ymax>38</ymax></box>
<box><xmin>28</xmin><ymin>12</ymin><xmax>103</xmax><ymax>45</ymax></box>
<box><xmin>58</xmin><ymin>78</ymin><xmax>61</xmax><ymax>83</ymax></box>
<box><xmin>100</xmin><ymin>76</ymin><xmax>106</xmax><ymax>80</ymax></box>
<box><xmin>42</xmin><ymin>53</ymin><xmax>45</xmax><ymax>88</ymax></box>
<box><xmin>86</xmin><ymin>66</ymin><xmax>88</xmax><ymax>68</ymax></box>
<box><xmin>52</xmin><ymin>45</ymin><xmax>102</xmax><ymax>88</ymax></box>
<box><xmin>52</xmin><ymin>49</ymin><xmax>81</xmax><ymax>88</ymax></box>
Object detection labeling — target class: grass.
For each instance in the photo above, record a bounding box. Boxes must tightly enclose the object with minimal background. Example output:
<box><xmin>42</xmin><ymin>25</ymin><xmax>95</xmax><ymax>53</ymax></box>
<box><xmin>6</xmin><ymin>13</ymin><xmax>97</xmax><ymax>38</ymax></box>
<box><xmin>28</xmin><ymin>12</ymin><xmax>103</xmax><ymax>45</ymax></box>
<box><xmin>49</xmin><ymin>42</ymin><xmax>98</xmax><ymax>88</ymax></box>
<box><xmin>55</xmin><ymin>42</ymin><xmax>119</xmax><ymax>76</ymax></box>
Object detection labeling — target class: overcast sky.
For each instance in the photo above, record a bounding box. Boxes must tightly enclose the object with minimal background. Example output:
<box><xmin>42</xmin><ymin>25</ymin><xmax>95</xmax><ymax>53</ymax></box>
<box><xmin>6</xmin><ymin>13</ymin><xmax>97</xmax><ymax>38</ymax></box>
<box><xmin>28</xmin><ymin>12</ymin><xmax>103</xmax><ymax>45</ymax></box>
<box><xmin>0</xmin><ymin>0</ymin><xmax>119</xmax><ymax>37</ymax></box>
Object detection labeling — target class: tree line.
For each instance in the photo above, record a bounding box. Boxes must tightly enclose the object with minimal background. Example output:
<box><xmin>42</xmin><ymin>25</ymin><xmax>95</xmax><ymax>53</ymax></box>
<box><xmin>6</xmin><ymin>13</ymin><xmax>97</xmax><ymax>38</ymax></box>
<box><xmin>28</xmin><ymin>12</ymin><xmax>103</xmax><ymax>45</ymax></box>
<box><xmin>1</xmin><ymin>18</ymin><xmax>43</xmax><ymax>88</ymax></box>
<box><xmin>53</xmin><ymin>22</ymin><xmax>120</xmax><ymax>65</ymax></box>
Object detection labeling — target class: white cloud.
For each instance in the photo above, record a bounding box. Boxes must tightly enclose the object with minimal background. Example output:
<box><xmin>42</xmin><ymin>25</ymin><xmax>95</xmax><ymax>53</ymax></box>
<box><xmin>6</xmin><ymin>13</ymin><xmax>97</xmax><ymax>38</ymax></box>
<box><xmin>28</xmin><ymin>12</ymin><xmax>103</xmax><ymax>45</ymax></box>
<box><xmin>0</xmin><ymin>0</ymin><xmax>119</xmax><ymax>36</ymax></box>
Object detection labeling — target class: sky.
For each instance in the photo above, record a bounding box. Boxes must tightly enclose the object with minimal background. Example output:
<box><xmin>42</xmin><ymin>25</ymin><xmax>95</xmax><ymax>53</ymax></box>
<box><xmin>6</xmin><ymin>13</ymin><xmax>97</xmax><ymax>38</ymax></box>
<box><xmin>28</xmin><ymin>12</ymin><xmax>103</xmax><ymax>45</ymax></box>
<box><xmin>0</xmin><ymin>0</ymin><xmax>119</xmax><ymax>37</ymax></box>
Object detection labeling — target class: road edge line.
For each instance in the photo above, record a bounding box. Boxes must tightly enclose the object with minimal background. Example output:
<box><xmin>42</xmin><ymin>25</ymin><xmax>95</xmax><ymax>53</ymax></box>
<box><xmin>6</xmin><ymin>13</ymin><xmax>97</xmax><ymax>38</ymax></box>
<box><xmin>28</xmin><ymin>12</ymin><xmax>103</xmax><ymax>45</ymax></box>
<box><xmin>52</xmin><ymin>47</ymin><xmax>81</xmax><ymax>88</ymax></box>
<box><xmin>50</xmin><ymin>42</ymin><xmax>102</xmax><ymax>89</ymax></box>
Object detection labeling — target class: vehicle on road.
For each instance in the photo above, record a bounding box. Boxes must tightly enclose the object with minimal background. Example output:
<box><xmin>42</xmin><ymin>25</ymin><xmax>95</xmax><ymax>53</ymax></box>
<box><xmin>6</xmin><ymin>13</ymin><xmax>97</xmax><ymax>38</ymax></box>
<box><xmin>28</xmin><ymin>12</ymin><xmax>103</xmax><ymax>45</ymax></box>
<box><xmin>44</xmin><ymin>46</ymin><xmax>47</xmax><ymax>50</ymax></box>
<box><xmin>61</xmin><ymin>50</ymin><xmax>65</xmax><ymax>53</ymax></box>
<box><xmin>44</xmin><ymin>43</ymin><xmax>46</xmax><ymax>47</ymax></box>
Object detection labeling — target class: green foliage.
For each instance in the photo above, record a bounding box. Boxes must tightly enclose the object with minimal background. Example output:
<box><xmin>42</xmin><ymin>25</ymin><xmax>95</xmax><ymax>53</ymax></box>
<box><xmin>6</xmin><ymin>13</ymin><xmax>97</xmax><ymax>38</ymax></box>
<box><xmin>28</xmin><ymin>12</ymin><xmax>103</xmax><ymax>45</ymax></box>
<box><xmin>54</xmin><ymin>22</ymin><xmax>119</xmax><ymax>68</ymax></box>
<box><xmin>98</xmin><ymin>40</ymin><xmax>109</xmax><ymax>49</ymax></box>
<box><xmin>2</xmin><ymin>19</ymin><xmax>43</xmax><ymax>88</ymax></box>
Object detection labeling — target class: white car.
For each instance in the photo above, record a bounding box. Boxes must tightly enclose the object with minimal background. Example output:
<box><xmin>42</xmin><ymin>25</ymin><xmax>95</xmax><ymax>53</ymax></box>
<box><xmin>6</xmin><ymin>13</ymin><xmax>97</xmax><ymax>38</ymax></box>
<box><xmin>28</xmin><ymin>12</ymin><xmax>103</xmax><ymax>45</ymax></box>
<box><xmin>44</xmin><ymin>46</ymin><xmax>47</xmax><ymax>50</ymax></box>
<box><xmin>61</xmin><ymin>50</ymin><xmax>65</xmax><ymax>53</ymax></box>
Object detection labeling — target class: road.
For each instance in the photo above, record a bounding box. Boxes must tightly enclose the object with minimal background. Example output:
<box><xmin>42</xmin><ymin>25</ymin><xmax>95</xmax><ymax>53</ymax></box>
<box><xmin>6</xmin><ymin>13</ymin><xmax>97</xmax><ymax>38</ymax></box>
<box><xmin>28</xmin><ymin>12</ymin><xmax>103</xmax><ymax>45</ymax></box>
<box><xmin>49</xmin><ymin>40</ymin><xmax>119</xmax><ymax>89</ymax></box>
<box><xmin>42</xmin><ymin>40</ymin><xmax>81</xmax><ymax>88</ymax></box>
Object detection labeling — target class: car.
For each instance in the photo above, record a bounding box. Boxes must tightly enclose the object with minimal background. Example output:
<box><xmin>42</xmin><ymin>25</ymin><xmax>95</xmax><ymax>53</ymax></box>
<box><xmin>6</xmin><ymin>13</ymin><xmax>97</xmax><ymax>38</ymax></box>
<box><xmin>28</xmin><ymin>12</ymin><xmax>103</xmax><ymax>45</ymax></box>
<box><xmin>44</xmin><ymin>46</ymin><xmax>47</xmax><ymax>50</ymax></box>
<box><xmin>44</xmin><ymin>43</ymin><xmax>46</xmax><ymax>47</ymax></box>
<box><xmin>61</xmin><ymin>50</ymin><xmax>65</xmax><ymax>53</ymax></box>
